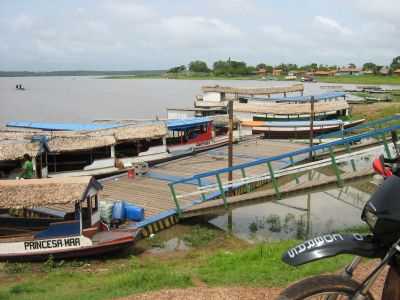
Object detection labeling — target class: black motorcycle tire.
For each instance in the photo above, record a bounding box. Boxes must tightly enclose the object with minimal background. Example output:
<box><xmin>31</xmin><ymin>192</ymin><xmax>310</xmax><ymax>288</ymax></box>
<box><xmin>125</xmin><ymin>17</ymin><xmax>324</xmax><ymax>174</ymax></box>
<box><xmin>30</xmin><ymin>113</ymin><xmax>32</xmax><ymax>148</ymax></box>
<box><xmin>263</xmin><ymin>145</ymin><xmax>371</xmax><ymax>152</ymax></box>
<box><xmin>277</xmin><ymin>275</ymin><xmax>374</xmax><ymax>300</ymax></box>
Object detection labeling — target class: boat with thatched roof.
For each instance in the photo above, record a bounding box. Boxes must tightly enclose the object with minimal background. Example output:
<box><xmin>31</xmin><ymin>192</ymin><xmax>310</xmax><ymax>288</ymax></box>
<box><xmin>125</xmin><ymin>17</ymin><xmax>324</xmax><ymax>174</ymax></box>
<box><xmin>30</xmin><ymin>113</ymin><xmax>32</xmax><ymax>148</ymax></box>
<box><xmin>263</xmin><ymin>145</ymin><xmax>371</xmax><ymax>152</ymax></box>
<box><xmin>1</xmin><ymin>117</ymin><xmax>233</xmax><ymax>178</ymax></box>
<box><xmin>0</xmin><ymin>177</ymin><xmax>139</xmax><ymax>261</ymax></box>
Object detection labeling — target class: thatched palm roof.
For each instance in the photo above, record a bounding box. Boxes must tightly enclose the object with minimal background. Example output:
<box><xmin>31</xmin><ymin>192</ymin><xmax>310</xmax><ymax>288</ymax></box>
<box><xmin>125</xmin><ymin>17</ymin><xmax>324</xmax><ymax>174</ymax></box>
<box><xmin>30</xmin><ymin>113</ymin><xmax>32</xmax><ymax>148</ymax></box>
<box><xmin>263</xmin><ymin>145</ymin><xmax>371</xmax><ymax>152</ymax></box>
<box><xmin>0</xmin><ymin>177</ymin><xmax>101</xmax><ymax>208</ymax></box>
<box><xmin>201</xmin><ymin>84</ymin><xmax>304</xmax><ymax>95</ymax></box>
<box><xmin>234</xmin><ymin>100</ymin><xmax>349</xmax><ymax>115</ymax></box>
<box><xmin>0</xmin><ymin>122</ymin><xmax>168</xmax><ymax>154</ymax></box>
<box><xmin>47</xmin><ymin>135</ymin><xmax>116</xmax><ymax>152</ymax></box>
<box><xmin>0</xmin><ymin>139</ymin><xmax>43</xmax><ymax>161</ymax></box>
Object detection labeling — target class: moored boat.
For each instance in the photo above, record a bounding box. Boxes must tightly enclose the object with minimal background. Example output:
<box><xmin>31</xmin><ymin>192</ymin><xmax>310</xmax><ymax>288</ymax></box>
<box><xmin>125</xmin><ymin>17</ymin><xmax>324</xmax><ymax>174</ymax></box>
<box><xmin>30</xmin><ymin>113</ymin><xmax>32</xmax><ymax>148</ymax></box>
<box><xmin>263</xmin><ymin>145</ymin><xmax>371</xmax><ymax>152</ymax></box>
<box><xmin>0</xmin><ymin>177</ymin><xmax>139</xmax><ymax>261</ymax></box>
<box><xmin>241</xmin><ymin>119</ymin><xmax>365</xmax><ymax>139</ymax></box>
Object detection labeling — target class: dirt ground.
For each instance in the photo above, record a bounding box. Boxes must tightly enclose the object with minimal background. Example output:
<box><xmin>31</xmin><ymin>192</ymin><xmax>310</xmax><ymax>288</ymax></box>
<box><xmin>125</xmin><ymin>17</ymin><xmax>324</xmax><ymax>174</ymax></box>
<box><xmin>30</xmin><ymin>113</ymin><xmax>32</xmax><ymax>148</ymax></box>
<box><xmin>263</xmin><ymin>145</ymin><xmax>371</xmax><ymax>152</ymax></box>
<box><xmin>120</xmin><ymin>260</ymin><xmax>386</xmax><ymax>300</ymax></box>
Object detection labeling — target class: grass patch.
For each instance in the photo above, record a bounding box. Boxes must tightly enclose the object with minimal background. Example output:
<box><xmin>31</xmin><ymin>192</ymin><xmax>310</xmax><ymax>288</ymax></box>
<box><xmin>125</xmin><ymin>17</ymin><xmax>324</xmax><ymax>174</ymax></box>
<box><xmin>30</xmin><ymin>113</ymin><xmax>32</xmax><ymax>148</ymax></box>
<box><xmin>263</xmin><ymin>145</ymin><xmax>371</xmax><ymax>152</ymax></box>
<box><xmin>0</xmin><ymin>235</ymin><xmax>358</xmax><ymax>299</ymax></box>
<box><xmin>0</xmin><ymin>263</ymin><xmax>192</xmax><ymax>300</ymax></box>
<box><xmin>316</xmin><ymin>75</ymin><xmax>400</xmax><ymax>85</ymax></box>
<box><xmin>197</xmin><ymin>240</ymin><xmax>352</xmax><ymax>287</ymax></box>
<box><xmin>183</xmin><ymin>225</ymin><xmax>217</xmax><ymax>247</ymax></box>
<box><xmin>351</xmin><ymin>102</ymin><xmax>400</xmax><ymax>121</ymax></box>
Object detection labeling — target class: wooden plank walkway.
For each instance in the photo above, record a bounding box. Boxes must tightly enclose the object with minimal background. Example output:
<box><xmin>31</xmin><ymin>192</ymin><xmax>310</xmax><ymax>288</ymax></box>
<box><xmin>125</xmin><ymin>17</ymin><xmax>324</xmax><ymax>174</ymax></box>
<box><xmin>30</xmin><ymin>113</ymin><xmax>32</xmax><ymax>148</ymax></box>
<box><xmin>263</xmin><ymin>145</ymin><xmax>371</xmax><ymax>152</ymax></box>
<box><xmin>99</xmin><ymin>139</ymin><xmax>304</xmax><ymax>233</ymax></box>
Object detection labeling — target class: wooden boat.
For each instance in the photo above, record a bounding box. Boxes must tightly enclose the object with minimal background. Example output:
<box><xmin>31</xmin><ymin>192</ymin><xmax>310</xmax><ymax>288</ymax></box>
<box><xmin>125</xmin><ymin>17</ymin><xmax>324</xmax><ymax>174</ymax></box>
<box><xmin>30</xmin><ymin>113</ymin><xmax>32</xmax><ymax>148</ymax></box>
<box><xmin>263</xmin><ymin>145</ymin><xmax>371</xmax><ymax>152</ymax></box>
<box><xmin>241</xmin><ymin>119</ymin><xmax>365</xmax><ymax>139</ymax></box>
<box><xmin>166</xmin><ymin>117</ymin><xmax>229</xmax><ymax>156</ymax></box>
<box><xmin>0</xmin><ymin>177</ymin><xmax>139</xmax><ymax>261</ymax></box>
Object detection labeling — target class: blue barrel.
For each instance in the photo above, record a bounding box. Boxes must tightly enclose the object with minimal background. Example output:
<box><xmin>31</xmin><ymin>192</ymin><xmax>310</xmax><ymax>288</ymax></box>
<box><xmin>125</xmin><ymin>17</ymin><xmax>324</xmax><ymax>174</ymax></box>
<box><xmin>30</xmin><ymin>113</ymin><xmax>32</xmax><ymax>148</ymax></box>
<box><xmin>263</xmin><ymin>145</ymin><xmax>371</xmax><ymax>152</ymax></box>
<box><xmin>125</xmin><ymin>203</ymin><xmax>144</xmax><ymax>222</ymax></box>
<box><xmin>112</xmin><ymin>201</ymin><xmax>126</xmax><ymax>221</ymax></box>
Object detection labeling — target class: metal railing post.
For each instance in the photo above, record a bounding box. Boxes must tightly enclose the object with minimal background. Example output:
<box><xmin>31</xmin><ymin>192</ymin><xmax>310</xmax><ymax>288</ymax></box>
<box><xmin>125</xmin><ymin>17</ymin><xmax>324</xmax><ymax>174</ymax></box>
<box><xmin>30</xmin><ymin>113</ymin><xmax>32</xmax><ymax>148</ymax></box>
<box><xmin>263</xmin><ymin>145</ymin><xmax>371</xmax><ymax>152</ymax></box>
<box><xmin>329</xmin><ymin>146</ymin><xmax>343</xmax><ymax>187</ymax></box>
<box><xmin>168</xmin><ymin>183</ymin><xmax>181</xmax><ymax>217</ymax></box>
<box><xmin>197</xmin><ymin>178</ymin><xmax>206</xmax><ymax>201</ymax></box>
<box><xmin>241</xmin><ymin>168</ymin><xmax>251</xmax><ymax>193</ymax></box>
<box><xmin>216</xmin><ymin>174</ymin><xmax>228</xmax><ymax>209</ymax></box>
<box><xmin>289</xmin><ymin>156</ymin><xmax>300</xmax><ymax>184</ymax></box>
<box><xmin>267</xmin><ymin>161</ymin><xmax>281</xmax><ymax>199</ymax></box>
<box><xmin>382</xmin><ymin>133</ymin><xmax>392</xmax><ymax>159</ymax></box>
<box><xmin>345</xmin><ymin>143</ymin><xmax>356</xmax><ymax>172</ymax></box>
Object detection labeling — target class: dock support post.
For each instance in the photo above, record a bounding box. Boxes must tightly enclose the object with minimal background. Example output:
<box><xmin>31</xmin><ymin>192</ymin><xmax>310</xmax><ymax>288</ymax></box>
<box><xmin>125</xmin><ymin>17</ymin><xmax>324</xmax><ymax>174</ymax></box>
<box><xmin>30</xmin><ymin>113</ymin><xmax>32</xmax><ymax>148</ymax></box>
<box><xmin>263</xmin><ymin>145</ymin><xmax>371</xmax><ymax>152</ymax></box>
<box><xmin>345</xmin><ymin>143</ymin><xmax>356</xmax><ymax>172</ymax></box>
<box><xmin>169</xmin><ymin>183</ymin><xmax>181</xmax><ymax>217</ymax></box>
<box><xmin>216</xmin><ymin>174</ymin><xmax>228</xmax><ymax>209</ymax></box>
<box><xmin>240</xmin><ymin>168</ymin><xmax>251</xmax><ymax>193</ymax></box>
<box><xmin>197</xmin><ymin>178</ymin><xmax>206</xmax><ymax>201</ymax></box>
<box><xmin>267</xmin><ymin>161</ymin><xmax>281</xmax><ymax>199</ymax></box>
<box><xmin>289</xmin><ymin>156</ymin><xmax>300</xmax><ymax>184</ymax></box>
<box><xmin>329</xmin><ymin>146</ymin><xmax>343</xmax><ymax>187</ymax></box>
<box><xmin>227</xmin><ymin>209</ymin><xmax>233</xmax><ymax>234</ymax></box>
<box><xmin>382</xmin><ymin>133</ymin><xmax>392</xmax><ymax>159</ymax></box>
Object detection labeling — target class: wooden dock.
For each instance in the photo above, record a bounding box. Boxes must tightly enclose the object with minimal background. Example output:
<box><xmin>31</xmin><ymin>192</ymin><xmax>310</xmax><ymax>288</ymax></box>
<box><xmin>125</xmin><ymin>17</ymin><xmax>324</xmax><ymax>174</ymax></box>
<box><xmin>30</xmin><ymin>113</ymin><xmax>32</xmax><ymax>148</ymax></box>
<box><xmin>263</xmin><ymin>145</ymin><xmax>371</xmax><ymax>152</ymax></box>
<box><xmin>99</xmin><ymin>139</ymin><xmax>303</xmax><ymax>236</ymax></box>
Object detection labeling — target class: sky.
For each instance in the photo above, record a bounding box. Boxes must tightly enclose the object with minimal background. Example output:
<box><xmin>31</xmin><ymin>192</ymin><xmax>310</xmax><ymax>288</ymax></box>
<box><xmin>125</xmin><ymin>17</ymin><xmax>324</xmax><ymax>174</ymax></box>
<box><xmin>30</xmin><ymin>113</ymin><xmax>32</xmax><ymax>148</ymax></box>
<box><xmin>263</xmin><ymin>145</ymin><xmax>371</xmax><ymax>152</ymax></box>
<box><xmin>0</xmin><ymin>0</ymin><xmax>399</xmax><ymax>71</ymax></box>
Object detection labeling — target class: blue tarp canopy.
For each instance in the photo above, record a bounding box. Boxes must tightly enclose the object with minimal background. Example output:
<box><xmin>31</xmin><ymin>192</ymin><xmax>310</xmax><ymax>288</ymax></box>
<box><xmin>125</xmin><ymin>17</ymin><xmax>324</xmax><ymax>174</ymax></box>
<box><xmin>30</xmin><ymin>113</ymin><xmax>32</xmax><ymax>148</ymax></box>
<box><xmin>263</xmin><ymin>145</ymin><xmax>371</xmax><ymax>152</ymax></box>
<box><xmin>251</xmin><ymin>92</ymin><xmax>346</xmax><ymax>103</ymax></box>
<box><xmin>6</xmin><ymin>121</ymin><xmax>122</xmax><ymax>131</ymax></box>
<box><xmin>167</xmin><ymin>117</ymin><xmax>210</xmax><ymax>130</ymax></box>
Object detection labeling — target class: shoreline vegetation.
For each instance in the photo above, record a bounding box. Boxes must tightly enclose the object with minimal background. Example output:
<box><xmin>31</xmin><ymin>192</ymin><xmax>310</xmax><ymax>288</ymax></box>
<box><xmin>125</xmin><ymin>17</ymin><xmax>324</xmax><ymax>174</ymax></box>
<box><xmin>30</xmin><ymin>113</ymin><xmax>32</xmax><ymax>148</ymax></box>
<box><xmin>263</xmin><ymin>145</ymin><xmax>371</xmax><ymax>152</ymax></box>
<box><xmin>106</xmin><ymin>73</ymin><xmax>400</xmax><ymax>85</ymax></box>
<box><xmin>0</xmin><ymin>224</ymin><xmax>368</xmax><ymax>300</ymax></box>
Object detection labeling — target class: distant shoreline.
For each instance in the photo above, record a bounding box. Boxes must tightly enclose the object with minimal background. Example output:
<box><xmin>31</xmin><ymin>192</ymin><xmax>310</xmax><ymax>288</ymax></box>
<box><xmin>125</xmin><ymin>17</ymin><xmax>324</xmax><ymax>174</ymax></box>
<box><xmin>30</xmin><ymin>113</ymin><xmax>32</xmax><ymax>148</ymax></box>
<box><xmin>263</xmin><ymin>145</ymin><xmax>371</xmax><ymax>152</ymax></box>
<box><xmin>2</xmin><ymin>72</ymin><xmax>400</xmax><ymax>85</ymax></box>
<box><xmin>106</xmin><ymin>74</ymin><xmax>400</xmax><ymax>85</ymax></box>
<box><xmin>0</xmin><ymin>70</ymin><xmax>166</xmax><ymax>78</ymax></box>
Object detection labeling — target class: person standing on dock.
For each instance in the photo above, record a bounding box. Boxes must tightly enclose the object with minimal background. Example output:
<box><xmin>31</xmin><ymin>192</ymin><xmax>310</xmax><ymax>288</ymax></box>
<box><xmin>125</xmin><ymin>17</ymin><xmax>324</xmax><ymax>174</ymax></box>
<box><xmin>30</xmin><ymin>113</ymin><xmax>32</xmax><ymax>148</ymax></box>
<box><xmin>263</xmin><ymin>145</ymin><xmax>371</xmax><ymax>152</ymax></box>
<box><xmin>19</xmin><ymin>154</ymin><xmax>33</xmax><ymax>179</ymax></box>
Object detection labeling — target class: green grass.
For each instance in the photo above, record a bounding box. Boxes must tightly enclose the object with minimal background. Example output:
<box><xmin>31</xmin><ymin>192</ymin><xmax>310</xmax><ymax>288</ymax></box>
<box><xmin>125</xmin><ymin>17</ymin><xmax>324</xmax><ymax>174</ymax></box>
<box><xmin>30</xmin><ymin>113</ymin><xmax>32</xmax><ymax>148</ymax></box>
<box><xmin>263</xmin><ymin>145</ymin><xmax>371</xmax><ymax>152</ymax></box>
<box><xmin>183</xmin><ymin>225</ymin><xmax>217</xmax><ymax>247</ymax></box>
<box><xmin>197</xmin><ymin>240</ymin><xmax>351</xmax><ymax>287</ymax></box>
<box><xmin>316</xmin><ymin>75</ymin><xmax>400</xmax><ymax>85</ymax></box>
<box><xmin>0</xmin><ymin>262</ymin><xmax>192</xmax><ymax>300</ymax></box>
<box><xmin>0</xmin><ymin>237</ymin><xmax>356</xmax><ymax>300</ymax></box>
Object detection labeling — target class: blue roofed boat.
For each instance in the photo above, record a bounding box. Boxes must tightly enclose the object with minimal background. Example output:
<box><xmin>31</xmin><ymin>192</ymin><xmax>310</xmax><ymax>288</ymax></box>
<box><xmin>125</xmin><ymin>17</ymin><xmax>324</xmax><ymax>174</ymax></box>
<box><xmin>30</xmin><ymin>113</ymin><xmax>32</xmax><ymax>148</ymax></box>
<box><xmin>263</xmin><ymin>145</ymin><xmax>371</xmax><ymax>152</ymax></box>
<box><xmin>1</xmin><ymin>117</ymin><xmax>232</xmax><ymax>179</ymax></box>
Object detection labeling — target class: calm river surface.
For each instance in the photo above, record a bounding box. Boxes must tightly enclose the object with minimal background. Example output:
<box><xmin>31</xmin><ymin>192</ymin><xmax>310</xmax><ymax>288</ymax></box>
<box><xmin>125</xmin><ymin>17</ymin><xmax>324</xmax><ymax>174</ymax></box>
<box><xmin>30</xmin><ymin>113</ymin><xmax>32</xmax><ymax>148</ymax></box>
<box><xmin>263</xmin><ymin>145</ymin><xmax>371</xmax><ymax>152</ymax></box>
<box><xmin>0</xmin><ymin>76</ymin><xmax>383</xmax><ymax>125</ymax></box>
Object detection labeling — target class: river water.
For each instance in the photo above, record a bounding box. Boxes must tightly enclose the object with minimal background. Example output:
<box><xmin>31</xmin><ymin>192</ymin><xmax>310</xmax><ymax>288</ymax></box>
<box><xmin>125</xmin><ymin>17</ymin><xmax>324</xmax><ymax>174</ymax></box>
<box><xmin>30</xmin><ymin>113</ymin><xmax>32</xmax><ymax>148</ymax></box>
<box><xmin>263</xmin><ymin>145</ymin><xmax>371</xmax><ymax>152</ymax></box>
<box><xmin>0</xmin><ymin>76</ymin><xmax>387</xmax><ymax>125</ymax></box>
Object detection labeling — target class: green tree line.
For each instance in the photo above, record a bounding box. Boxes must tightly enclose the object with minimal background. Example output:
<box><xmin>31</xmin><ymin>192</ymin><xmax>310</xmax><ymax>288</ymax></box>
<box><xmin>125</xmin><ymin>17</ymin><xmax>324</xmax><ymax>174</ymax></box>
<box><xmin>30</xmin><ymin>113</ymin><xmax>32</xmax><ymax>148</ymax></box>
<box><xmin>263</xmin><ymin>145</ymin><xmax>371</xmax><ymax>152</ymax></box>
<box><xmin>167</xmin><ymin>56</ymin><xmax>400</xmax><ymax>76</ymax></box>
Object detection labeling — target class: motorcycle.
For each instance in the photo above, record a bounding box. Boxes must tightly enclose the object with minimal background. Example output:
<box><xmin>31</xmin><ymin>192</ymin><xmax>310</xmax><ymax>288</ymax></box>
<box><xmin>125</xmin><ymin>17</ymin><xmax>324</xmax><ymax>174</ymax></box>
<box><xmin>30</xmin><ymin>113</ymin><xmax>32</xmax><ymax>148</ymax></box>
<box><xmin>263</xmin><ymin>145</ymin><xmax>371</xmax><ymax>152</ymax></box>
<box><xmin>278</xmin><ymin>175</ymin><xmax>400</xmax><ymax>299</ymax></box>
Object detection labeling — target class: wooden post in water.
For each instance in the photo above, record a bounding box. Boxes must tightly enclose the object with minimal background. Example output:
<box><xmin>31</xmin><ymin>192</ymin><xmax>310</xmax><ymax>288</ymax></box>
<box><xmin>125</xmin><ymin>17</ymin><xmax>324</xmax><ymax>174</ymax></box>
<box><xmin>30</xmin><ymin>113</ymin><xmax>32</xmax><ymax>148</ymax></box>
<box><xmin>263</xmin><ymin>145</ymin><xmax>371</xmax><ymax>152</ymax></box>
<box><xmin>309</xmin><ymin>96</ymin><xmax>315</xmax><ymax>161</ymax></box>
<box><xmin>227</xmin><ymin>100</ymin><xmax>234</xmax><ymax>230</ymax></box>
<box><xmin>228</xmin><ymin>100</ymin><xmax>234</xmax><ymax>185</ymax></box>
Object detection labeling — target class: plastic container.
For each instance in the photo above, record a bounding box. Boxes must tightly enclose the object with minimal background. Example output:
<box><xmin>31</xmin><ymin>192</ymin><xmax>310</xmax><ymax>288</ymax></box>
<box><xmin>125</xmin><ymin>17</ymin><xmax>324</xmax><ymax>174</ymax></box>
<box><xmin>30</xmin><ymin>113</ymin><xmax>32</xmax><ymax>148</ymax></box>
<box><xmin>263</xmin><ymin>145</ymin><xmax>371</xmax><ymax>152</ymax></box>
<box><xmin>112</xmin><ymin>201</ymin><xmax>126</xmax><ymax>221</ymax></box>
<box><xmin>125</xmin><ymin>203</ymin><xmax>144</xmax><ymax>221</ymax></box>
<box><xmin>127</xmin><ymin>169</ymin><xmax>135</xmax><ymax>179</ymax></box>
<box><xmin>99</xmin><ymin>201</ymin><xmax>114</xmax><ymax>224</ymax></box>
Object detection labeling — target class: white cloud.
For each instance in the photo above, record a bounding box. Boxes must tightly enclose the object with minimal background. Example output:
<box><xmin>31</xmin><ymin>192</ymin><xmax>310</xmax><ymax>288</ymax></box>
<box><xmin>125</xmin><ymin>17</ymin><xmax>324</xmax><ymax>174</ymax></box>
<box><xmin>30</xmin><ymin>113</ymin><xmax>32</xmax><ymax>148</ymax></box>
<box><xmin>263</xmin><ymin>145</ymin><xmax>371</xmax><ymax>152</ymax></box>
<box><xmin>10</xmin><ymin>14</ymin><xmax>34</xmax><ymax>31</ymax></box>
<box><xmin>314</xmin><ymin>16</ymin><xmax>352</xmax><ymax>35</ymax></box>
<box><xmin>160</xmin><ymin>16</ymin><xmax>242</xmax><ymax>47</ymax></box>
<box><xmin>354</xmin><ymin>0</ymin><xmax>400</xmax><ymax>24</ymax></box>
<box><xmin>103</xmin><ymin>0</ymin><xmax>156</xmax><ymax>21</ymax></box>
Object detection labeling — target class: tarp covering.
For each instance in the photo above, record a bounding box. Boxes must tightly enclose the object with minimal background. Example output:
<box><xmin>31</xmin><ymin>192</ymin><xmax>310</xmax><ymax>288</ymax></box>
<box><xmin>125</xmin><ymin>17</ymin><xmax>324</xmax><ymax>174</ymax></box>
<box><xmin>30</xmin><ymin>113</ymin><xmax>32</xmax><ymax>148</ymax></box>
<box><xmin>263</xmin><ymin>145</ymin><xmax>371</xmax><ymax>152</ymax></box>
<box><xmin>264</xmin><ymin>92</ymin><xmax>346</xmax><ymax>102</ymax></box>
<box><xmin>7</xmin><ymin>121</ymin><xmax>122</xmax><ymax>131</ymax></box>
<box><xmin>167</xmin><ymin>117</ymin><xmax>210</xmax><ymax>130</ymax></box>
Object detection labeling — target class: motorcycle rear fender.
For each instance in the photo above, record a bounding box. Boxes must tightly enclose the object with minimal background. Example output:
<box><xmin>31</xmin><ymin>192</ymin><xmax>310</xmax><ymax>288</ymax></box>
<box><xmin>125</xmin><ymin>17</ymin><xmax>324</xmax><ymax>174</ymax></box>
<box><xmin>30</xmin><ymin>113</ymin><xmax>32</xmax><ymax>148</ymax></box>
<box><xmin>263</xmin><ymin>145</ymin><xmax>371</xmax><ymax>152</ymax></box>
<box><xmin>282</xmin><ymin>233</ymin><xmax>383</xmax><ymax>266</ymax></box>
